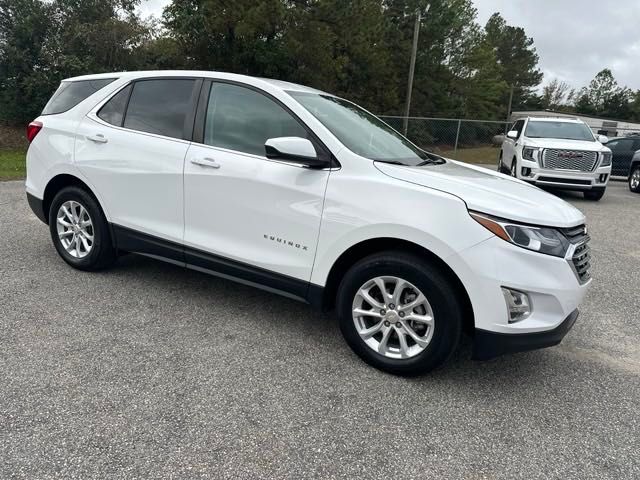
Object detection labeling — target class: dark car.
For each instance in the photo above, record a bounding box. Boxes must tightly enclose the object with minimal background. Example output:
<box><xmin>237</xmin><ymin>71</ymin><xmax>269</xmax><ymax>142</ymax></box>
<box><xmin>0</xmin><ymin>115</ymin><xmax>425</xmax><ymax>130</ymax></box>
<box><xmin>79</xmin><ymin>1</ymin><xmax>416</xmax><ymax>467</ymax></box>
<box><xmin>606</xmin><ymin>136</ymin><xmax>640</xmax><ymax>176</ymax></box>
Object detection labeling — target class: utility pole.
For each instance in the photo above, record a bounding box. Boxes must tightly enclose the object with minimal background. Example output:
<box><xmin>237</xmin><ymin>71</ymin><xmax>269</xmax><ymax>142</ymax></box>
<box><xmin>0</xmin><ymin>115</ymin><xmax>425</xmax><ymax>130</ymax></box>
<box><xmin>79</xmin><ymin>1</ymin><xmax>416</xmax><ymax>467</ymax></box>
<box><xmin>403</xmin><ymin>4</ymin><xmax>429</xmax><ymax>136</ymax></box>
<box><xmin>505</xmin><ymin>84</ymin><xmax>514</xmax><ymax>131</ymax></box>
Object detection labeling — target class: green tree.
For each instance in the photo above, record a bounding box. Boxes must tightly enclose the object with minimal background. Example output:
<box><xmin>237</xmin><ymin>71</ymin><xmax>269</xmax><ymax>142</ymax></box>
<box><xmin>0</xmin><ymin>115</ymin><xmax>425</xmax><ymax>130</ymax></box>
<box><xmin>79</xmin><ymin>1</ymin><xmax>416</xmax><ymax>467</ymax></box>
<box><xmin>575</xmin><ymin>69</ymin><xmax>632</xmax><ymax>119</ymax></box>
<box><xmin>484</xmin><ymin>12</ymin><xmax>543</xmax><ymax>111</ymax></box>
<box><xmin>0</xmin><ymin>0</ymin><xmax>55</xmax><ymax>123</ymax></box>
<box><xmin>0</xmin><ymin>0</ymin><xmax>150</xmax><ymax>124</ymax></box>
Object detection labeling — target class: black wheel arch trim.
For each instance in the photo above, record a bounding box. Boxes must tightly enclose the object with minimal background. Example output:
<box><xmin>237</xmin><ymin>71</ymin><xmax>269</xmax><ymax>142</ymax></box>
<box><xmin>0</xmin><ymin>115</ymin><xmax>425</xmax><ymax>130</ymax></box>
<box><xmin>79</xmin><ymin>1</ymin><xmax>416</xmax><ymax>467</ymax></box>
<box><xmin>27</xmin><ymin>192</ymin><xmax>47</xmax><ymax>224</ymax></box>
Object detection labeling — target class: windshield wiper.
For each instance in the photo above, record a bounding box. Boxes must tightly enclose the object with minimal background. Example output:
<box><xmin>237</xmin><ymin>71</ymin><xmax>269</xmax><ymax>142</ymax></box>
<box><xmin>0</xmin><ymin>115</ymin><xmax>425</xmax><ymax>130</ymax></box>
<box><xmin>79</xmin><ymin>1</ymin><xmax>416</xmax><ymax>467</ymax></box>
<box><xmin>417</xmin><ymin>158</ymin><xmax>445</xmax><ymax>166</ymax></box>
<box><xmin>374</xmin><ymin>160</ymin><xmax>407</xmax><ymax>166</ymax></box>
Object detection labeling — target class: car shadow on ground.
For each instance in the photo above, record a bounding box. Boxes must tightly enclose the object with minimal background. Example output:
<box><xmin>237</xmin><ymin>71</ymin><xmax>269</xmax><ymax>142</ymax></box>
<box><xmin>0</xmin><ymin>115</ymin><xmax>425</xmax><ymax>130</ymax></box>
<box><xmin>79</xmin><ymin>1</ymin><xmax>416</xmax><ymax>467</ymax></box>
<box><xmin>110</xmin><ymin>251</ymin><xmax>569</xmax><ymax>386</ymax></box>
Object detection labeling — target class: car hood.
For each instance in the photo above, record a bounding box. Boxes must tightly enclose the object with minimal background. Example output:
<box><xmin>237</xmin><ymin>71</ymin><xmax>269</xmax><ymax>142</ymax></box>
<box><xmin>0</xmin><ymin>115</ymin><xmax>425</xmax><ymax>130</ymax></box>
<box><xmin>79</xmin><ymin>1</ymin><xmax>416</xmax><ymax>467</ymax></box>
<box><xmin>375</xmin><ymin>160</ymin><xmax>585</xmax><ymax>228</ymax></box>
<box><xmin>523</xmin><ymin>137</ymin><xmax>606</xmax><ymax>151</ymax></box>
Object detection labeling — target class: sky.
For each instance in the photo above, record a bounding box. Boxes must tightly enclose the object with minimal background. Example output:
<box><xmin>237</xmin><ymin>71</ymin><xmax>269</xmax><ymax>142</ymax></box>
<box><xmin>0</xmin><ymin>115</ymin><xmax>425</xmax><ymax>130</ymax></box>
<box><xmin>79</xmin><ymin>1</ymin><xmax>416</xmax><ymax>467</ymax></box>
<box><xmin>138</xmin><ymin>0</ymin><xmax>640</xmax><ymax>91</ymax></box>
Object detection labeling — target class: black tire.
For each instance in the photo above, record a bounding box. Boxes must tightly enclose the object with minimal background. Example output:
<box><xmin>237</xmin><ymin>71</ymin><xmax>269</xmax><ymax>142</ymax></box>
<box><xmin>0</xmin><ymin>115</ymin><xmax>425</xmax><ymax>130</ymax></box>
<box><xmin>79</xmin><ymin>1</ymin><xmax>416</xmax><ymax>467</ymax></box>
<box><xmin>336</xmin><ymin>251</ymin><xmax>463</xmax><ymax>376</ymax></box>
<box><xmin>629</xmin><ymin>165</ymin><xmax>640</xmax><ymax>193</ymax></box>
<box><xmin>583</xmin><ymin>189</ymin><xmax>605</xmax><ymax>201</ymax></box>
<box><xmin>510</xmin><ymin>158</ymin><xmax>518</xmax><ymax>177</ymax></box>
<box><xmin>48</xmin><ymin>186</ymin><xmax>116</xmax><ymax>271</ymax></box>
<box><xmin>497</xmin><ymin>151</ymin><xmax>503</xmax><ymax>172</ymax></box>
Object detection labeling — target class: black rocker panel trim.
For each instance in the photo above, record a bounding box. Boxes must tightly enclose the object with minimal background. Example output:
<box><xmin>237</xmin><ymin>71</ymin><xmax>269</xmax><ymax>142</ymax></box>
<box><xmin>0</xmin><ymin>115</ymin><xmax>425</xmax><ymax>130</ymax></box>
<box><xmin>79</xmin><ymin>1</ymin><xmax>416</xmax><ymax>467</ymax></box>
<box><xmin>111</xmin><ymin>224</ymin><xmax>313</xmax><ymax>303</ymax></box>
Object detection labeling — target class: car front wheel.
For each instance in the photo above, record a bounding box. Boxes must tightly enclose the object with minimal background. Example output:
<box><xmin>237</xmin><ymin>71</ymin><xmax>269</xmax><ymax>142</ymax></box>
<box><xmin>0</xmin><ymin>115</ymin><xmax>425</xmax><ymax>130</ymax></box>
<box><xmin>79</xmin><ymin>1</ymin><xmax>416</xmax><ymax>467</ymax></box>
<box><xmin>49</xmin><ymin>186</ymin><xmax>116</xmax><ymax>271</ymax></box>
<box><xmin>630</xmin><ymin>166</ymin><xmax>640</xmax><ymax>193</ymax></box>
<box><xmin>336</xmin><ymin>252</ymin><xmax>463</xmax><ymax>376</ymax></box>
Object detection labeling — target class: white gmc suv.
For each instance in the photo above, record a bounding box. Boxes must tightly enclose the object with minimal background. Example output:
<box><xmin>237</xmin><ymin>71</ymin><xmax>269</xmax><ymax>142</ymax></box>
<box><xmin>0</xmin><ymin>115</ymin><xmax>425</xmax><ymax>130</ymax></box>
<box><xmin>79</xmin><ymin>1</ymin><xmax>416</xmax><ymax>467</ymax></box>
<box><xmin>499</xmin><ymin>117</ymin><xmax>612</xmax><ymax>201</ymax></box>
<box><xmin>25</xmin><ymin>71</ymin><xmax>591</xmax><ymax>375</ymax></box>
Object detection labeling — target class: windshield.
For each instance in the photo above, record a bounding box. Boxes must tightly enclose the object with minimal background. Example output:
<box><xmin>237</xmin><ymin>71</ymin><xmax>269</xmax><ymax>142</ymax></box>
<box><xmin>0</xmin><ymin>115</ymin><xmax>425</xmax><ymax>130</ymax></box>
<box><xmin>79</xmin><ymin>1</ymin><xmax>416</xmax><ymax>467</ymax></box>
<box><xmin>288</xmin><ymin>91</ymin><xmax>440</xmax><ymax>166</ymax></box>
<box><xmin>524</xmin><ymin>121</ymin><xmax>595</xmax><ymax>141</ymax></box>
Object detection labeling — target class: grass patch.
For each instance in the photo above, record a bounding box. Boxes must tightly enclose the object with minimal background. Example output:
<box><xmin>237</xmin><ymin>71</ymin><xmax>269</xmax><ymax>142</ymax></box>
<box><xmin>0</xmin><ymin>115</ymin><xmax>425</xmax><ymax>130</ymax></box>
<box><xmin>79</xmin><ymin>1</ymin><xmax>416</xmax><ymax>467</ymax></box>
<box><xmin>439</xmin><ymin>146</ymin><xmax>500</xmax><ymax>165</ymax></box>
<box><xmin>0</xmin><ymin>149</ymin><xmax>26</xmax><ymax>180</ymax></box>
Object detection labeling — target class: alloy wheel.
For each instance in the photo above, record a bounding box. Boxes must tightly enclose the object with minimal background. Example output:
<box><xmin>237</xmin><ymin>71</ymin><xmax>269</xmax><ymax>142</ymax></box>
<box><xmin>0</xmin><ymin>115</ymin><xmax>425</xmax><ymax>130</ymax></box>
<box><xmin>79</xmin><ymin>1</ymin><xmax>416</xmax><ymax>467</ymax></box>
<box><xmin>352</xmin><ymin>276</ymin><xmax>435</xmax><ymax>359</ymax></box>
<box><xmin>56</xmin><ymin>200</ymin><xmax>94</xmax><ymax>258</ymax></box>
<box><xmin>631</xmin><ymin>169</ymin><xmax>640</xmax><ymax>190</ymax></box>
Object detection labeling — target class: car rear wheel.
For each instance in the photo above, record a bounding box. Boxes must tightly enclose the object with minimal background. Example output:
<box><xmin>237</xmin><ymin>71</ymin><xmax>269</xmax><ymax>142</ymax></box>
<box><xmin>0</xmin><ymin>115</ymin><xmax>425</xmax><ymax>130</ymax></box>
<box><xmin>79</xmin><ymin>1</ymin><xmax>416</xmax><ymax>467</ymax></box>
<box><xmin>583</xmin><ymin>189</ymin><xmax>605</xmax><ymax>201</ymax></box>
<box><xmin>49</xmin><ymin>186</ymin><xmax>116</xmax><ymax>271</ymax></box>
<box><xmin>629</xmin><ymin>166</ymin><xmax>640</xmax><ymax>193</ymax></box>
<box><xmin>336</xmin><ymin>252</ymin><xmax>462</xmax><ymax>376</ymax></box>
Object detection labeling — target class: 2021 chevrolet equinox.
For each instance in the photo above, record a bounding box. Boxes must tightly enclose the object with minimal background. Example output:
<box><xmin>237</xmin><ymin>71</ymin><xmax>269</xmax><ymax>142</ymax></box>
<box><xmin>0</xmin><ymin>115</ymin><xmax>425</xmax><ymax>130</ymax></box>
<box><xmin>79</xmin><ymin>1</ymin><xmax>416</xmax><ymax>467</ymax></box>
<box><xmin>25</xmin><ymin>71</ymin><xmax>591</xmax><ymax>375</ymax></box>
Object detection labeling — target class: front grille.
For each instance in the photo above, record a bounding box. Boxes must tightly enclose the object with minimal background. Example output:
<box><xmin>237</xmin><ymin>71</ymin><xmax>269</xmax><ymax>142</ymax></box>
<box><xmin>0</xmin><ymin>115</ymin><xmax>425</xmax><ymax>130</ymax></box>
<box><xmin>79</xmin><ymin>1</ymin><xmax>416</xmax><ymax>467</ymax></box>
<box><xmin>563</xmin><ymin>224</ymin><xmax>591</xmax><ymax>283</ymax></box>
<box><xmin>542</xmin><ymin>149</ymin><xmax>598</xmax><ymax>172</ymax></box>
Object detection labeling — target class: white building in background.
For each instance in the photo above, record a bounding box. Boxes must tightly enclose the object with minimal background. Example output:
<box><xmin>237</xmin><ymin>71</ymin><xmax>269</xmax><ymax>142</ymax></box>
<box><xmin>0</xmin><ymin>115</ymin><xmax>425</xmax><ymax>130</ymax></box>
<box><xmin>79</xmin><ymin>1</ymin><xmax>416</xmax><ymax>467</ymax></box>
<box><xmin>511</xmin><ymin>110</ymin><xmax>640</xmax><ymax>137</ymax></box>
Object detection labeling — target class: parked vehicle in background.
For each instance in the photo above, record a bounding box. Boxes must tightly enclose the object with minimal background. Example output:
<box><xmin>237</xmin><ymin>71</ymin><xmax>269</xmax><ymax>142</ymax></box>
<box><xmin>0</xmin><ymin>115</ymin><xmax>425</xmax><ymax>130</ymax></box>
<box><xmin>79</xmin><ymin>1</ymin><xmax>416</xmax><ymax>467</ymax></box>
<box><xmin>605</xmin><ymin>136</ymin><xmax>640</xmax><ymax>177</ymax></box>
<box><xmin>499</xmin><ymin>117</ymin><xmax>612</xmax><ymax>201</ymax></box>
<box><xmin>629</xmin><ymin>151</ymin><xmax>640</xmax><ymax>193</ymax></box>
<box><xmin>26</xmin><ymin>71</ymin><xmax>591</xmax><ymax>375</ymax></box>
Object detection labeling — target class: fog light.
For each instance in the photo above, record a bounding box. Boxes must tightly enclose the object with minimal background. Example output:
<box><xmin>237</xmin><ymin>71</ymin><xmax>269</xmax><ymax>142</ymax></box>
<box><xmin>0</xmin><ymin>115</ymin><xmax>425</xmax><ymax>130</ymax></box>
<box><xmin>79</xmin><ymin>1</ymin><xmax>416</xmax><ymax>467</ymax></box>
<box><xmin>501</xmin><ymin>287</ymin><xmax>532</xmax><ymax>323</ymax></box>
<box><xmin>521</xmin><ymin>167</ymin><xmax>532</xmax><ymax>177</ymax></box>
<box><xmin>599</xmin><ymin>174</ymin><xmax>608</xmax><ymax>183</ymax></box>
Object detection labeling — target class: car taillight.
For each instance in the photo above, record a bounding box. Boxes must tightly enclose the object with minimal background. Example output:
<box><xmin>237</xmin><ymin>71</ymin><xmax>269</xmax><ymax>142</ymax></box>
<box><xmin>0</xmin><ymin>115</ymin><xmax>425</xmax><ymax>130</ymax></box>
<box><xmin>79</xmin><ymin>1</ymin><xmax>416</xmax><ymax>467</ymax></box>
<box><xmin>26</xmin><ymin>121</ymin><xmax>43</xmax><ymax>143</ymax></box>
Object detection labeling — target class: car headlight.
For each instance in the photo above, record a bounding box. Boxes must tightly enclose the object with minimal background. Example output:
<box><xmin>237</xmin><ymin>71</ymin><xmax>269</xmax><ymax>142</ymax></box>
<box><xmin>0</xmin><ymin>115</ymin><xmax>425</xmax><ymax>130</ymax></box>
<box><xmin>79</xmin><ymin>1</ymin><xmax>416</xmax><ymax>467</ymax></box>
<box><xmin>470</xmin><ymin>212</ymin><xmax>570</xmax><ymax>257</ymax></box>
<box><xmin>600</xmin><ymin>152</ymin><xmax>612</xmax><ymax>167</ymax></box>
<box><xmin>522</xmin><ymin>147</ymin><xmax>540</xmax><ymax>162</ymax></box>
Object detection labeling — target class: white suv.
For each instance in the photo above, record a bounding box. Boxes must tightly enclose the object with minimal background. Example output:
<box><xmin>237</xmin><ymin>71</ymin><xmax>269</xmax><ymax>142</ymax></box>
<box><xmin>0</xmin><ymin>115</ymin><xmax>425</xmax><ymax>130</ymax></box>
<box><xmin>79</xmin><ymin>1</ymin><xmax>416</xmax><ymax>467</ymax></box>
<box><xmin>26</xmin><ymin>71</ymin><xmax>591</xmax><ymax>375</ymax></box>
<box><xmin>499</xmin><ymin>117</ymin><xmax>612</xmax><ymax>201</ymax></box>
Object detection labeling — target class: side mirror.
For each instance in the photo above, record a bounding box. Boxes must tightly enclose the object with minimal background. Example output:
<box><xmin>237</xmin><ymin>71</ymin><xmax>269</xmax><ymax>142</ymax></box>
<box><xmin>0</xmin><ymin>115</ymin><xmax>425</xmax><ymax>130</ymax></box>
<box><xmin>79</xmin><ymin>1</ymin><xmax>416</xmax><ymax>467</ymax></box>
<box><xmin>507</xmin><ymin>130</ymin><xmax>519</xmax><ymax>140</ymax></box>
<box><xmin>265</xmin><ymin>137</ymin><xmax>327</xmax><ymax>168</ymax></box>
<box><xmin>598</xmin><ymin>135</ymin><xmax>609</xmax><ymax>144</ymax></box>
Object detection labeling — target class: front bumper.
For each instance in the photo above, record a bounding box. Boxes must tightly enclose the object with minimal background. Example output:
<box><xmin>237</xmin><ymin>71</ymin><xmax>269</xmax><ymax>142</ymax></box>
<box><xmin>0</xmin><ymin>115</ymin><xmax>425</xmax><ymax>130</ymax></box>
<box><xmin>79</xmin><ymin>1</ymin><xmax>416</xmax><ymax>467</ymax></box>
<box><xmin>472</xmin><ymin>309</ymin><xmax>579</xmax><ymax>360</ymax></box>
<box><xmin>519</xmin><ymin>159</ymin><xmax>611</xmax><ymax>191</ymax></box>
<box><xmin>446</xmin><ymin>234</ymin><xmax>590</xmax><ymax>359</ymax></box>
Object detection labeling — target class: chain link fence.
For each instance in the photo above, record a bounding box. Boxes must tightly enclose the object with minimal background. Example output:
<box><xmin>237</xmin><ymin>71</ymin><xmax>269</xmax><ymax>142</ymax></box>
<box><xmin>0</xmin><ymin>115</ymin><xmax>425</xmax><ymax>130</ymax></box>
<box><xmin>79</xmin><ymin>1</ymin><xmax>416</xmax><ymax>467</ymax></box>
<box><xmin>380</xmin><ymin>116</ymin><xmax>640</xmax><ymax>175</ymax></box>
<box><xmin>380</xmin><ymin>116</ymin><xmax>508</xmax><ymax>164</ymax></box>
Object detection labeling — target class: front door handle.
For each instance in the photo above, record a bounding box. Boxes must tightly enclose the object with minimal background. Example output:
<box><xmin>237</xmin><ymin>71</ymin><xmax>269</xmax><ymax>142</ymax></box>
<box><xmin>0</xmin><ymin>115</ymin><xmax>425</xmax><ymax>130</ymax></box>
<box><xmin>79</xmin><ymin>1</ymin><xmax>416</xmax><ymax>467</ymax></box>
<box><xmin>87</xmin><ymin>134</ymin><xmax>108</xmax><ymax>144</ymax></box>
<box><xmin>191</xmin><ymin>157</ymin><xmax>221</xmax><ymax>169</ymax></box>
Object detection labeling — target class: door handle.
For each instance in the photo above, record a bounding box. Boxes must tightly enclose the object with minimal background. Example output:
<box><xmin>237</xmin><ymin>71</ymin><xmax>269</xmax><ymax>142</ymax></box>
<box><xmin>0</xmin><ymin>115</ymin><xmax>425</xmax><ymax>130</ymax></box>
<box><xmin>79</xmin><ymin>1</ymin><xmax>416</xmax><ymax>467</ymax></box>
<box><xmin>87</xmin><ymin>134</ymin><xmax>108</xmax><ymax>144</ymax></box>
<box><xmin>191</xmin><ymin>157</ymin><xmax>221</xmax><ymax>169</ymax></box>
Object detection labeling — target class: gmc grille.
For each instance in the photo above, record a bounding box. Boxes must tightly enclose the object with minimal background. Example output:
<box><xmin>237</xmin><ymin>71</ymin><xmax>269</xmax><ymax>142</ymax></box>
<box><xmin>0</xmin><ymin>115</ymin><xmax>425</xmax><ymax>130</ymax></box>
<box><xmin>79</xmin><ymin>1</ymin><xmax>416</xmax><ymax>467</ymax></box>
<box><xmin>542</xmin><ymin>149</ymin><xmax>598</xmax><ymax>172</ymax></box>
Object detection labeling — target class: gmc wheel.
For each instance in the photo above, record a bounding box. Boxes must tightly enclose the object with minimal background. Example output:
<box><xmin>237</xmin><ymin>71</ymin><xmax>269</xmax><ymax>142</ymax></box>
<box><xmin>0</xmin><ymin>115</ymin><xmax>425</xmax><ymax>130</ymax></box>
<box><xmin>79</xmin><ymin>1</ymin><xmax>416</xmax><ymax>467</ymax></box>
<box><xmin>336</xmin><ymin>252</ymin><xmax>462</xmax><ymax>376</ymax></box>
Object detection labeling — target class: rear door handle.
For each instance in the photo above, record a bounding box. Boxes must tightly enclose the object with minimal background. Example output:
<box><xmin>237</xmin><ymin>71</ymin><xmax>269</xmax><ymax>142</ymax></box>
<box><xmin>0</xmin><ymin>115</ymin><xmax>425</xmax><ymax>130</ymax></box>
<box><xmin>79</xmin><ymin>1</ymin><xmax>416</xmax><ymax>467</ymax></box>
<box><xmin>191</xmin><ymin>157</ymin><xmax>221</xmax><ymax>169</ymax></box>
<box><xmin>87</xmin><ymin>134</ymin><xmax>108</xmax><ymax>144</ymax></box>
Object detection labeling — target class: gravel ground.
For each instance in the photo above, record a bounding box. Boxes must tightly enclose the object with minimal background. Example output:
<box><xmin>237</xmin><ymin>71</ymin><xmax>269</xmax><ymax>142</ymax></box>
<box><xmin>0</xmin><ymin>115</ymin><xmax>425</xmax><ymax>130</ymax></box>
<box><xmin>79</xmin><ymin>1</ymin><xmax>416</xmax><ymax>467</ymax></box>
<box><xmin>1</xmin><ymin>179</ymin><xmax>639</xmax><ymax>479</ymax></box>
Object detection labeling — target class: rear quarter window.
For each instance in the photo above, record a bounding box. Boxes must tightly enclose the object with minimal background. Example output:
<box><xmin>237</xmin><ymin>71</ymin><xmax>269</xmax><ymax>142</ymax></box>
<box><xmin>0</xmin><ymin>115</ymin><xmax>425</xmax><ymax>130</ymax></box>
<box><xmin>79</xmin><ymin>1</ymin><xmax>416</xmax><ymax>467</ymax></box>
<box><xmin>42</xmin><ymin>78</ymin><xmax>116</xmax><ymax>115</ymax></box>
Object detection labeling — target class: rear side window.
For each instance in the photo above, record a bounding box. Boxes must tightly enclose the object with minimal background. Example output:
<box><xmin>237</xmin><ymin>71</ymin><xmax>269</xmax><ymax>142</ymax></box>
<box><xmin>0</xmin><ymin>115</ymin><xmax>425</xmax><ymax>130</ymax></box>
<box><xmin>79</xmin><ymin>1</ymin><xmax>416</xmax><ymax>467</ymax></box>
<box><xmin>123</xmin><ymin>79</ymin><xmax>196</xmax><ymax>140</ymax></box>
<box><xmin>42</xmin><ymin>78</ymin><xmax>116</xmax><ymax>115</ymax></box>
<box><xmin>98</xmin><ymin>85</ymin><xmax>132</xmax><ymax>126</ymax></box>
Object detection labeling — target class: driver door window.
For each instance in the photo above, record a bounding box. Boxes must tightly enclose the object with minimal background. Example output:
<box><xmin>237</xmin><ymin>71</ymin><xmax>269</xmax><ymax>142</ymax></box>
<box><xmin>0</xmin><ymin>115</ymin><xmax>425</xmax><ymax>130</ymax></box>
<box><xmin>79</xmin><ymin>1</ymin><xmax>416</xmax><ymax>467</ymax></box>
<box><xmin>513</xmin><ymin>120</ymin><xmax>525</xmax><ymax>139</ymax></box>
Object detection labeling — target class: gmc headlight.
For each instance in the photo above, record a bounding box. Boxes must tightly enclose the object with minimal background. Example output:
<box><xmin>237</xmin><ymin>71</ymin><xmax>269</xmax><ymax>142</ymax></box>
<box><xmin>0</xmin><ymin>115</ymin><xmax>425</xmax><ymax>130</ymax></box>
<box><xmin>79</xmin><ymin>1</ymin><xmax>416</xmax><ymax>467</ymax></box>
<box><xmin>522</xmin><ymin>147</ymin><xmax>540</xmax><ymax>162</ymax></box>
<box><xmin>600</xmin><ymin>152</ymin><xmax>612</xmax><ymax>167</ymax></box>
<box><xmin>470</xmin><ymin>212</ymin><xmax>570</xmax><ymax>257</ymax></box>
